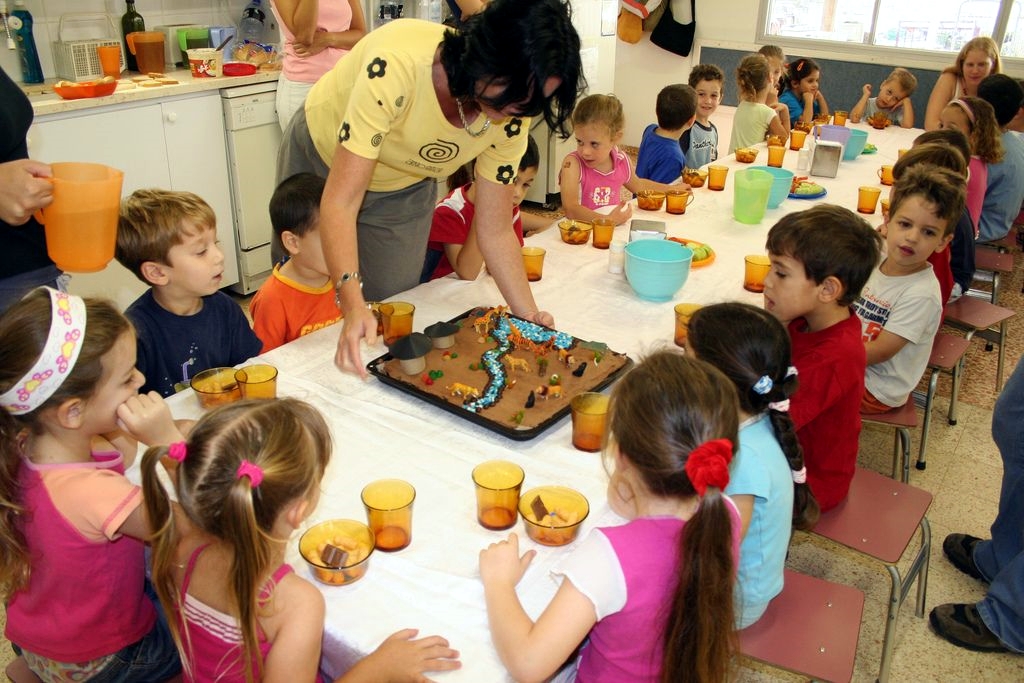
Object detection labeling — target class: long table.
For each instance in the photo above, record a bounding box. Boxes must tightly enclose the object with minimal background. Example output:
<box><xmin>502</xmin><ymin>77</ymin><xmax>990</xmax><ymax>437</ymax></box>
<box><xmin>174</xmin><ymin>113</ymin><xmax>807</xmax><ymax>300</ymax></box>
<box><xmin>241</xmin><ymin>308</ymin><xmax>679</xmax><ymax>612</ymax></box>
<box><xmin>163</xmin><ymin>121</ymin><xmax>921</xmax><ymax>681</ymax></box>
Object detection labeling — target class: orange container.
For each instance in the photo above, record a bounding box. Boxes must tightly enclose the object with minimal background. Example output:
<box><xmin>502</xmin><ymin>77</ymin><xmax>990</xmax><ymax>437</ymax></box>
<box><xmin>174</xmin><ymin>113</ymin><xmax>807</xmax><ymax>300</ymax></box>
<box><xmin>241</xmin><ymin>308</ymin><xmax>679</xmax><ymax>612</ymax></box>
<box><xmin>35</xmin><ymin>163</ymin><xmax>123</xmax><ymax>273</ymax></box>
<box><xmin>126</xmin><ymin>31</ymin><xmax>165</xmax><ymax>74</ymax></box>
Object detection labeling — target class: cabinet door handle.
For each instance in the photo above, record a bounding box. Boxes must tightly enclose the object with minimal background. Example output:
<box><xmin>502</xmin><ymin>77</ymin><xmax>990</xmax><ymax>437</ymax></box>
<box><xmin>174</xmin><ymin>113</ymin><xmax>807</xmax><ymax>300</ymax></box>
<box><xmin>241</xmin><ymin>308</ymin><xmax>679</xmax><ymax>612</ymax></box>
<box><xmin>165</xmin><ymin>112</ymin><xmax>178</xmax><ymax>123</ymax></box>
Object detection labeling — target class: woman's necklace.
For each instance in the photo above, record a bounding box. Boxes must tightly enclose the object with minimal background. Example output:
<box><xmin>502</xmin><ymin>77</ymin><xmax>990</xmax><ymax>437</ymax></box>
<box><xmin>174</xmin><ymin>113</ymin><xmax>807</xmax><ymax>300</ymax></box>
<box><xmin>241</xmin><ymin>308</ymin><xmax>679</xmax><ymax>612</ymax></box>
<box><xmin>455</xmin><ymin>98</ymin><xmax>491</xmax><ymax>138</ymax></box>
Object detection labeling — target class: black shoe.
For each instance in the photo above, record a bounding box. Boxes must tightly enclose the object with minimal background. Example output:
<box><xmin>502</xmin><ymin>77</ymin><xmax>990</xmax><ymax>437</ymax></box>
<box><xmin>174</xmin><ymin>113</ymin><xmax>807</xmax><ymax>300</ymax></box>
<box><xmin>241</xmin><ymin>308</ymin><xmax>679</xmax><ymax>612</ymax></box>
<box><xmin>930</xmin><ymin>603</ymin><xmax>1008</xmax><ymax>652</ymax></box>
<box><xmin>943</xmin><ymin>533</ymin><xmax>986</xmax><ymax>581</ymax></box>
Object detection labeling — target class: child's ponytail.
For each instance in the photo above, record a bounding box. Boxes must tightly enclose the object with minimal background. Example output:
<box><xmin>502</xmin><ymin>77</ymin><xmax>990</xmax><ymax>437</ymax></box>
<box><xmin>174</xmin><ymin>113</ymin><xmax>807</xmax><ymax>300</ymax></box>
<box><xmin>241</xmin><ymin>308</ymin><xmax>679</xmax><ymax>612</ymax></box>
<box><xmin>765</xmin><ymin>369</ymin><xmax>820</xmax><ymax>529</ymax></box>
<box><xmin>687</xmin><ymin>302</ymin><xmax>820</xmax><ymax>530</ymax></box>
<box><xmin>662</xmin><ymin>441</ymin><xmax>738</xmax><ymax>683</ymax></box>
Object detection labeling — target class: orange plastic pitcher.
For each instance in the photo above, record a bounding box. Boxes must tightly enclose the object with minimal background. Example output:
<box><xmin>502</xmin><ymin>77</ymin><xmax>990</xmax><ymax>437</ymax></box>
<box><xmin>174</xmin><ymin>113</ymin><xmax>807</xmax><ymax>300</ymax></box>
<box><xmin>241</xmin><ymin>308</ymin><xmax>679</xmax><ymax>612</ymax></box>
<box><xmin>126</xmin><ymin>31</ymin><xmax>165</xmax><ymax>74</ymax></box>
<box><xmin>35</xmin><ymin>162</ymin><xmax>123</xmax><ymax>273</ymax></box>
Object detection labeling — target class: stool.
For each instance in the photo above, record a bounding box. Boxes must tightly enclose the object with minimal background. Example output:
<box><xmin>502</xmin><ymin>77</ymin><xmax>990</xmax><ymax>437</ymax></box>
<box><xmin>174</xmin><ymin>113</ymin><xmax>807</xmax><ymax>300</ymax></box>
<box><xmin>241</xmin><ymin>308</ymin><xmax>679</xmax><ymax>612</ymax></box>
<box><xmin>968</xmin><ymin>248</ymin><xmax>1014</xmax><ymax>304</ymax></box>
<box><xmin>913</xmin><ymin>333</ymin><xmax>971</xmax><ymax>470</ymax></box>
<box><xmin>739</xmin><ymin>569</ymin><xmax>864</xmax><ymax>683</ymax></box>
<box><xmin>812</xmin><ymin>467</ymin><xmax>932</xmax><ymax>683</ymax></box>
<box><xmin>861</xmin><ymin>397</ymin><xmax>916</xmax><ymax>483</ymax></box>
<box><xmin>5</xmin><ymin>658</ymin><xmax>42</xmax><ymax>683</ymax></box>
<box><xmin>943</xmin><ymin>297</ymin><xmax>1016</xmax><ymax>391</ymax></box>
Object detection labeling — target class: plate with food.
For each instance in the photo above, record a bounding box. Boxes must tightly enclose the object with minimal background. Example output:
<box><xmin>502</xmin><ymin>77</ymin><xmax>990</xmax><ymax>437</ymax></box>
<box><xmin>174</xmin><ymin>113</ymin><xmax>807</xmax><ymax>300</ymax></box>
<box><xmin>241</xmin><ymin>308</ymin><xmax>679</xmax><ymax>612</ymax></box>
<box><xmin>862</xmin><ymin>143</ymin><xmax>878</xmax><ymax>154</ymax></box>
<box><xmin>667</xmin><ymin>237</ymin><xmax>715</xmax><ymax>267</ymax></box>
<box><xmin>788</xmin><ymin>177</ymin><xmax>827</xmax><ymax>200</ymax></box>
<box><xmin>53</xmin><ymin>77</ymin><xmax>117</xmax><ymax>100</ymax></box>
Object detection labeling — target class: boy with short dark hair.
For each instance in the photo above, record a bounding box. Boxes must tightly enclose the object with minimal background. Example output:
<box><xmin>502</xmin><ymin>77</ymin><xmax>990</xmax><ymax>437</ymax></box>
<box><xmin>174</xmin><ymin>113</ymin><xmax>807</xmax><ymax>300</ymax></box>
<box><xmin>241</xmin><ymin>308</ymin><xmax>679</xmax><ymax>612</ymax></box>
<box><xmin>851</xmin><ymin>67</ymin><xmax>918</xmax><ymax>128</ymax></box>
<box><xmin>681</xmin><ymin>64</ymin><xmax>725</xmax><ymax>169</ymax></box>
<box><xmin>977</xmin><ymin>74</ymin><xmax>1024</xmax><ymax>243</ymax></box>
<box><xmin>764</xmin><ymin>205</ymin><xmax>881</xmax><ymax>511</ymax></box>
<box><xmin>250</xmin><ymin>173</ymin><xmax>342</xmax><ymax>353</ymax></box>
<box><xmin>854</xmin><ymin>164</ymin><xmax>965</xmax><ymax>414</ymax></box>
<box><xmin>116</xmin><ymin>189</ymin><xmax>262</xmax><ymax>396</ymax></box>
<box><xmin>636</xmin><ymin>84</ymin><xmax>697</xmax><ymax>184</ymax></box>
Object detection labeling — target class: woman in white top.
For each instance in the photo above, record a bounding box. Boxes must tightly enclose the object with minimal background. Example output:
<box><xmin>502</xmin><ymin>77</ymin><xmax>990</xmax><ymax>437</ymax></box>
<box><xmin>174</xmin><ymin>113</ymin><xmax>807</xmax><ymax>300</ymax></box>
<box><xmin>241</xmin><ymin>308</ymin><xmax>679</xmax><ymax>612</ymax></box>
<box><xmin>271</xmin><ymin>0</ymin><xmax>367</xmax><ymax>131</ymax></box>
<box><xmin>924</xmin><ymin>36</ymin><xmax>1001</xmax><ymax>131</ymax></box>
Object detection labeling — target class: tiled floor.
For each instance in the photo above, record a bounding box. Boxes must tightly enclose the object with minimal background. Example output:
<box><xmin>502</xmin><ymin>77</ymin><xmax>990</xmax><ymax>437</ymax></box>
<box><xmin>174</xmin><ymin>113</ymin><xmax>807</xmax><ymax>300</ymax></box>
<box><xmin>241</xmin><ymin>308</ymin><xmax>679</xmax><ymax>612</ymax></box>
<box><xmin>3</xmin><ymin>236</ymin><xmax>1021</xmax><ymax>681</ymax></box>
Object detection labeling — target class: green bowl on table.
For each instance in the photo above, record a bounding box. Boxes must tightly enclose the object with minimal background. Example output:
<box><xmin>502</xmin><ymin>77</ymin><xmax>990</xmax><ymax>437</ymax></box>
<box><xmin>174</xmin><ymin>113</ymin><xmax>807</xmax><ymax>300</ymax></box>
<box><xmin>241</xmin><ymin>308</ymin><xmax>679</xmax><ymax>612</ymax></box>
<box><xmin>843</xmin><ymin>129</ymin><xmax>869</xmax><ymax>160</ymax></box>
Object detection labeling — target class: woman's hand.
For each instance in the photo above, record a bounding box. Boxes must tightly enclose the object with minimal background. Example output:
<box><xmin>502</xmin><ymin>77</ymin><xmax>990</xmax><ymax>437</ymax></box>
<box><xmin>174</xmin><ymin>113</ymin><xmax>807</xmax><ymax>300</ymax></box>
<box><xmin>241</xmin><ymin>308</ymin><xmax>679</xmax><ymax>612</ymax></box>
<box><xmin>336</xmin><ymin>305</ymin><xmax>379</xmax><ymax>379</ymax></box>
<box><xmin>480</xmin><ymin>533</ymin><xmax>536</xmax><ymax>590</ymax></box>
<box><xmin>293</xmin><ymin>29</ymin><xmax>332</xmax><ymax>57</ymax></box>
<box><xmin>0</xmin><ymin>159</ymin><xmax>53</xmax><ymax>226</ymax></box>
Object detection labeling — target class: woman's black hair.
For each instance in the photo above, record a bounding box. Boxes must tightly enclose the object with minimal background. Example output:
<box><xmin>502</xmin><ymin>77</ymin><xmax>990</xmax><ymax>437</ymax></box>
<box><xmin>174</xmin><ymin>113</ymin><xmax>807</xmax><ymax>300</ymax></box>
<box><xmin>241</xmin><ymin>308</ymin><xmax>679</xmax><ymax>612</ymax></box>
<box><xmin>440</xmin><ymin>0</ymin><xmax>584</xmax><ymax>138</ymax></box>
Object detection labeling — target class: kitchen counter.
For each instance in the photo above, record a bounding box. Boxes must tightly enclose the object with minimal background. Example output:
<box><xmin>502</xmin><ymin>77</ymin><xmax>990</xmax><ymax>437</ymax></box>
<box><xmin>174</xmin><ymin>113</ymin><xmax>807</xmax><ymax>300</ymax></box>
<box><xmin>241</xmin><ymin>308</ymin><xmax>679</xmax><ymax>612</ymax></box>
<box><xmin>27</xmin><ymin>68</ymin><xmax>280</xmax><ymax>116</ymax></box>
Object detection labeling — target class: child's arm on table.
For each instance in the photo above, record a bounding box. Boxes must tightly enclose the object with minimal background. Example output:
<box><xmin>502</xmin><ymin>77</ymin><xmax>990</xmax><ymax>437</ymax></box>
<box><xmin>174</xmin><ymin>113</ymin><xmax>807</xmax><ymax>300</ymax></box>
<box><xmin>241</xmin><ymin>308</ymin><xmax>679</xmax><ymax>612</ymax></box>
<box><xmin>899</xmin><ymin>97</ymin><xmax>915</xmax><ymax>128</ymax></box>
<box><xmin>521</xmin><ymin>212</ymin><xmax>553</xmax><ymax>237</ymax></box>
<box><xmin>336</xmin><ymin>629</ymin><xmax>461</xmax><ymax>682</ymax></box>
<box><xmin>442</xmin><ymin>224</ymin><xmax>485</xmax><ymax>281</ymax></box>
<box><xmin>625</xmin><ymin>174</ymin><xmax>689</xmax><ymax>196</ymax></box>
<box><xmin>850</xmin><ymin>84</ymin><xmax>871</xmax><ymax>122</ymax></box>
<box><xmin>815</xmin><ymin>90</ymin><xmax>830</xmax><ymax>117</ymax></box>
<box><xmin>480</xmin><ymin>533</ymin><xmax>598</xmax><ymax>683</ymax></box>
<box><xmin>767</xmin><ymin>112</ymin><xmax>788</xmax><ymax>140</ymax></box>
<box><xmin>559</xmin><ymin>154</ymin><xmax>633</xmax><ymax>225</ymax></box>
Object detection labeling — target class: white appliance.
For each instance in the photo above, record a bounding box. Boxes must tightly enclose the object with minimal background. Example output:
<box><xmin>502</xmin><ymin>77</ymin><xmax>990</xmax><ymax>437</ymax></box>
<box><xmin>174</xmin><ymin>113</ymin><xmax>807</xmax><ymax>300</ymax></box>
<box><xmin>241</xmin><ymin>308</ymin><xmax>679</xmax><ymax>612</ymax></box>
<box><xmin>222</xmin><ymin>82</ymin><xmax>281</xmax><ymax>295</ymax></box>
<box><xmin>526</xmin><ymin>0</ymin><xmax>617</xmax><ymax>207</ymax></box>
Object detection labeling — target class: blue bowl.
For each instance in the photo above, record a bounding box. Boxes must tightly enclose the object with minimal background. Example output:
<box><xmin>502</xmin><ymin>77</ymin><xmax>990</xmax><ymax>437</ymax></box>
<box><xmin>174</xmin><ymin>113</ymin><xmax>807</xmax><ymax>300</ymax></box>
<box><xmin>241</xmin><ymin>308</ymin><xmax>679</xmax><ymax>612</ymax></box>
<box><xmin>750</xmin><ymin>166</ymin><xmax>795</xmax><ymax>209</ymax></box>
<box><xmin>624</xmin><ymin>239</ymin><xmax>693</xmax><ymax>302</ymax></box>
<box><xmin>844</xmin><ymin>129</ymin><xmax>869</xmax><ymax>160</ymax></box>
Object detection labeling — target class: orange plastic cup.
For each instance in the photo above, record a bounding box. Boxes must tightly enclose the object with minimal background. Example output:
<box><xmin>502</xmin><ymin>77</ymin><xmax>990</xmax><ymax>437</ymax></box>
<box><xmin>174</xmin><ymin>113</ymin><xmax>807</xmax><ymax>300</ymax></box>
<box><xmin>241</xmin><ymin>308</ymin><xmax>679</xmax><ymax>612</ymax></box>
<box><xmin>379</xmin><ymin>302</ymin><xmax>415</xmax><ymax>345</ymax></box>
<box><xmin>767</xmin><ymin>145</ymin><xmax>786</xmax><ymax>168</ymax></box>
<box><xmin>878</xmin><ymin>165</ymin><xmax>894</xmax><ymax>186</ymax></box>
<box><xmin>707</xmin><ymin>165</ymin><xmax>729</xmax><ymax>191</ymax></box>
<box><xmin>743</xmin><ymin>255</ymin><xmax>772</xmax><ymax>293</ymax></box>
<box><xmin>592</xmin><ymin>218</ymin><xmax>614</xmax><ymax>249</ymax></box>
<box><xmin>833</xmin><ymin>110</ymin><xmax>848</xmax><ymax>126</ymax></box>
<box><xmin>97</xmin><ymin>45</ymin><xmax>121</xmax><ymax>78</ymax></box>
<box><xmin>789</xmin><ymin>129</ymin><xmax>808</xmax><ymax>150</ymax></box>
<box><xmin>35</xmin><ymin>162</ymin><xmax>124</xmax><ymax>273</ymax></box>
<box><xmin>665</xmin><ymin>190</ymin><xmax>694</xmax><ymax>214</ymax></box>
<box><xmin>361</xmin><ymin>479</ymin><xmax>415</xmax><ymax>552</ymax></box>
<box><xmin>858</xmin><ymin>186</ymin><xmax>882</xmax><ymax>214</ymax></box>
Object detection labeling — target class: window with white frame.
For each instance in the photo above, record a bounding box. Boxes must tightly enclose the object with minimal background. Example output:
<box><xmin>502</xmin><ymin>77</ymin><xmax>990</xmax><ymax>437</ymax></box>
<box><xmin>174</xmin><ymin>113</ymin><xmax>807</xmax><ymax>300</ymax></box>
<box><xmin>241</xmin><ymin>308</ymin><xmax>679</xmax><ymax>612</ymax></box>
<box><xmin>762</xmin><ymin>0</ymin><xmax>1023</xmax><ymax>58</ymax></box>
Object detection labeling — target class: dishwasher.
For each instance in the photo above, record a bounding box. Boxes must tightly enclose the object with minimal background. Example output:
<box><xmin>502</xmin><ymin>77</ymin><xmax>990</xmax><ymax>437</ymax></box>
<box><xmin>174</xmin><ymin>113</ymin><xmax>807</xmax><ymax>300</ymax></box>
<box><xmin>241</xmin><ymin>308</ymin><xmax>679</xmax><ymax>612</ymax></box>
<box><xmin>222</xmin><ymin>82</ymin><xmax>281</xmax><ymax>295</ymax></box>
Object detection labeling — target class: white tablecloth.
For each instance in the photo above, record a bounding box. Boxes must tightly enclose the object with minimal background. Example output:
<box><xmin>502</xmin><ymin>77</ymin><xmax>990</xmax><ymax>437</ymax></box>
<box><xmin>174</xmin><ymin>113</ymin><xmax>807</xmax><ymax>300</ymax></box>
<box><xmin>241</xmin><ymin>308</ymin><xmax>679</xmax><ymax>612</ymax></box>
<box><xmin>163</xmin><ymin>122</ymin><xmax>922</xmax><ymax>682</ymax></box>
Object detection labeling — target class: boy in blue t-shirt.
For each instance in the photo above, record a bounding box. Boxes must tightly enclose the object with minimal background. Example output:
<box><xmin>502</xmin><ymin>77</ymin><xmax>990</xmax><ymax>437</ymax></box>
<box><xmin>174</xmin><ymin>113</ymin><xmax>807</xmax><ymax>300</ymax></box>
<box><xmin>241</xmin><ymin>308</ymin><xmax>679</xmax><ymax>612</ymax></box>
<box><xmin>636</xmin><ymin>84</ymin><xmax>696</xmax><ymax>184</ymax></box>
<box><xmin>116</xmin><ymin>189</ymin><xmax>262</xmax><ymax>396</ymax></box>
<box><xmin>680</xmin><ymin>64</ymin><xmax>724</xmax><ymax>169</ymax></box>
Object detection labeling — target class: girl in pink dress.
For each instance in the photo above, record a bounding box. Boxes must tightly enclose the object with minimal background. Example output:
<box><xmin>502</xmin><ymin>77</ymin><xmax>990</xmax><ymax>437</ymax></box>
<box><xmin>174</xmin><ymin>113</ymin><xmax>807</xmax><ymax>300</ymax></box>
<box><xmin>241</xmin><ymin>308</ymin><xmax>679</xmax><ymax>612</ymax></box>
<box><xmin>142</xmin><ymin>399</ymin><xmax>460</xmax><ymax>683</ymax></box>
<box><xmin>938</xmin><ymin>96</ymin><xmax>1004</xmax><ymax>237</ymax></box>
<box><xmin>480</xmin><ymin>351</ymin><xmax>742</xmax><ymax>683</ymax></box>
<box><xmin>0</xmin><ymin>288</ymin><xmax>183</xmax><ymax>682</ymax></box>
<box><xmin>560</xmin><ymin>94</ymin><xmax>686</xmax><ymax>226</ymax></box>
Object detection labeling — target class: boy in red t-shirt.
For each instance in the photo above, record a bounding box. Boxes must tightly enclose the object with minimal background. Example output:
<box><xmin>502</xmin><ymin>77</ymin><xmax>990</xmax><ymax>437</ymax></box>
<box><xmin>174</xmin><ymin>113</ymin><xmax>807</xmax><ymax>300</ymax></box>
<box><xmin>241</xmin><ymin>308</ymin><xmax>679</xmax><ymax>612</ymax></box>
<box><xmin>763</xmin><ymin>205</ymin><xmax>882</xmax><ymax>511</ymax></box>
<box><xmin>251</xmin><ymin>173</ymin><xmax>341</xmax><ymax>353</ymax></box>
<box><xmin>423</xmin><ymin>136</ymin><xmax>546</xmax><ymax>282</ymax></box>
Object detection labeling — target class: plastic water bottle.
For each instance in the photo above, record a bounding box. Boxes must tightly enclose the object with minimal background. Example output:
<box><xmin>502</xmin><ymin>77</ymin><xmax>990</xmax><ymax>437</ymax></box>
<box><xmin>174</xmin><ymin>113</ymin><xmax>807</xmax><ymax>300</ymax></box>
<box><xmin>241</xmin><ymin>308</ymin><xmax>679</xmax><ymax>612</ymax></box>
<box><xmin>11</xmin><ymin>0</ymin><xmax>43</xmax><ymax>84</ymax></box>
<box><xmin>427</xmin><ymin>0</ymin><xmax>442</xmax><ymax>23</ymax></box>
<box><xmin>239</xmin><ymin>0</ymin><xmax>267</xmax><ymax>44</ymax></box>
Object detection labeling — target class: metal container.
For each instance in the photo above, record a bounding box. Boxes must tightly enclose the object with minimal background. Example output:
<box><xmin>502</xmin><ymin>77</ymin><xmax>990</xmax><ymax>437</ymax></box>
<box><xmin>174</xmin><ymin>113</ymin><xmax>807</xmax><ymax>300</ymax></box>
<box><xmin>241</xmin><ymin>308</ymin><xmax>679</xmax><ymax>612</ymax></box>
<box><xmin>809</xmin><ymin>140</ymin><xmax>843</xmax><ymax>179</ymax></box>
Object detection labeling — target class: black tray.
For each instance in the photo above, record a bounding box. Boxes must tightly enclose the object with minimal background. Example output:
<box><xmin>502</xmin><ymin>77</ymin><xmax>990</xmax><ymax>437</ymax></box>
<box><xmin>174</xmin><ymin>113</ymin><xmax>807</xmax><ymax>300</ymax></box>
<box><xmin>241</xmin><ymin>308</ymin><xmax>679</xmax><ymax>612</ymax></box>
<box><xmin>366</xmin><ymin>308</ymin><xmax>633</xmax><ymax>441</ymax></box>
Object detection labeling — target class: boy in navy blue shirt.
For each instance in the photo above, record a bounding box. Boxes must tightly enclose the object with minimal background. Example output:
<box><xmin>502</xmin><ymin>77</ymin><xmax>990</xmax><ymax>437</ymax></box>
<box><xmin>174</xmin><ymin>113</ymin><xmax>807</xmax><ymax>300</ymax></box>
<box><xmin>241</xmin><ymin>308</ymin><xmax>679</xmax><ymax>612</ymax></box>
<box><xmin>116</xmin><ymin>189</ymin><xmax>261</xmax><ymax>396</ymax></box>
<box><xmin>636</xmin><ymin>84</ymin><xmax>696</xmax><ymax>184</ymax></box>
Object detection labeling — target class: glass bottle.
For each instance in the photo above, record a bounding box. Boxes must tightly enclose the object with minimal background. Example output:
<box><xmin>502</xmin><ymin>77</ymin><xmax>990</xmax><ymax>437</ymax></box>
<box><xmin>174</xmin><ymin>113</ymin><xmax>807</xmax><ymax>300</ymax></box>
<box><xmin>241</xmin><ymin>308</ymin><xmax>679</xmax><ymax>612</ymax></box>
<box><xmin>121</xmin><ymin>0</ymin><xmax>145</xmax><ymax>72</ymax></box>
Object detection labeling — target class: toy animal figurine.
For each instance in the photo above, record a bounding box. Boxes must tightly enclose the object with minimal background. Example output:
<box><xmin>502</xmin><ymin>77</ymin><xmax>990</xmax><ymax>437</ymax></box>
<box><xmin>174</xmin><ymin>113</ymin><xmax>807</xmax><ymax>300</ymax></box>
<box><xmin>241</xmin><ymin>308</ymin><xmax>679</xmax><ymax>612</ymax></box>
<box><xmin>446</xmin><ymin>382</ymin><xmax>481</xmax><ymax>399</ymax></box>
<box><xmin>503</xmin><ymin>355</ymin><xmax>530</xmax><ymax>373</ymax></box>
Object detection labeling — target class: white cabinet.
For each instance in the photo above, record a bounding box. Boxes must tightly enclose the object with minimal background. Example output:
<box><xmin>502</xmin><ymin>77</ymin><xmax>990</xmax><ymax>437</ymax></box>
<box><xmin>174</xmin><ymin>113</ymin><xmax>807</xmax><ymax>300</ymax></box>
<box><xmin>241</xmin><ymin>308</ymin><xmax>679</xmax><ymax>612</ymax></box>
<box><xmin>28</xmin><ymin>92</ymin><xmax>239</xmax><ymax>311</ymax></box>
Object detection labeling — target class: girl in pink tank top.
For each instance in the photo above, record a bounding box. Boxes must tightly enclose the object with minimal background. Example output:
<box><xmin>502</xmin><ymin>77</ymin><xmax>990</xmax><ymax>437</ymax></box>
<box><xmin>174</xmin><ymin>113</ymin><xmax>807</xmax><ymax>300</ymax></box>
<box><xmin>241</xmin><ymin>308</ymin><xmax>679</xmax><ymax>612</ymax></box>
<box><xmin>0</xmin><ymin>288</ymin><xmax>183</xmax><ymax>682</ymax></box>
<box><xmin>559</xmin><ymin>94</ymin><xmax>689</xmax><ymax>226</ymax></box>
<box><xmin>480</xmin><ymin>351</ymin><xmax>742</xmax><ymax>683</ymax></box>
<box><xmin>141</xmin><ymin>398</ymin><xmax>460</xmax><ymax>683</ymax></box>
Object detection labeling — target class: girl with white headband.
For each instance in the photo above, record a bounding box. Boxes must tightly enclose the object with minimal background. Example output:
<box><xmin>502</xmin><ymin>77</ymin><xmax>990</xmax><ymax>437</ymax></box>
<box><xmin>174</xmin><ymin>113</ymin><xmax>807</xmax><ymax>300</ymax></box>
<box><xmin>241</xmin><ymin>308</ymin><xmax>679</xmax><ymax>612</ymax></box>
<box><xmin>0</xmin><ymin>287</ymin><xmax>184</xmax><ymax>682</ymax></box>
<box><xmin>686</xmin><ymin>302</ymin><xmax>819</xmax><ymax>629</ymax></box>
<box><xmin>938</xmin><ymin>96</ymin><xmax>1005</xmax><ymax>237</ymax></box>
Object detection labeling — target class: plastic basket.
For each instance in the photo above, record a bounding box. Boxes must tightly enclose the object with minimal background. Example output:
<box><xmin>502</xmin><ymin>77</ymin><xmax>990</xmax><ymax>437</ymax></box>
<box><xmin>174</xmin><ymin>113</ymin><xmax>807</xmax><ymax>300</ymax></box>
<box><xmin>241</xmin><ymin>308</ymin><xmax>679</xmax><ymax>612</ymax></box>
<box><xmin>52</xmin><ymin>13</ymin><xmax>124</xmax><ymax>82</ymax></box>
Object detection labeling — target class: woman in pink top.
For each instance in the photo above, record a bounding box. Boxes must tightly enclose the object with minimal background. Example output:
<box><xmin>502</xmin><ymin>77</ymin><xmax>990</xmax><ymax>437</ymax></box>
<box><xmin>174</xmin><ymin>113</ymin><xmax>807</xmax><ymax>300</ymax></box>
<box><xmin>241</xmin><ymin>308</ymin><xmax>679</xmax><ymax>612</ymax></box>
<box><xmin>480</xmin><ymin>352</ymin><xmax>742</xmax><ymax>683</ymax></box>
<box><xmin>0</xmin><ymin>288</ymin><xmax>184</xmax><ymax>681</ymax></box>
<box><xmin>271</xmin><ymin>0</ymin><xmax>367</xmax><ymax>131</ymax></box>
<box><xmin>142</xmin><ymin>399</ymin><xmax>461</xmax><ymax>683</ymax></box>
